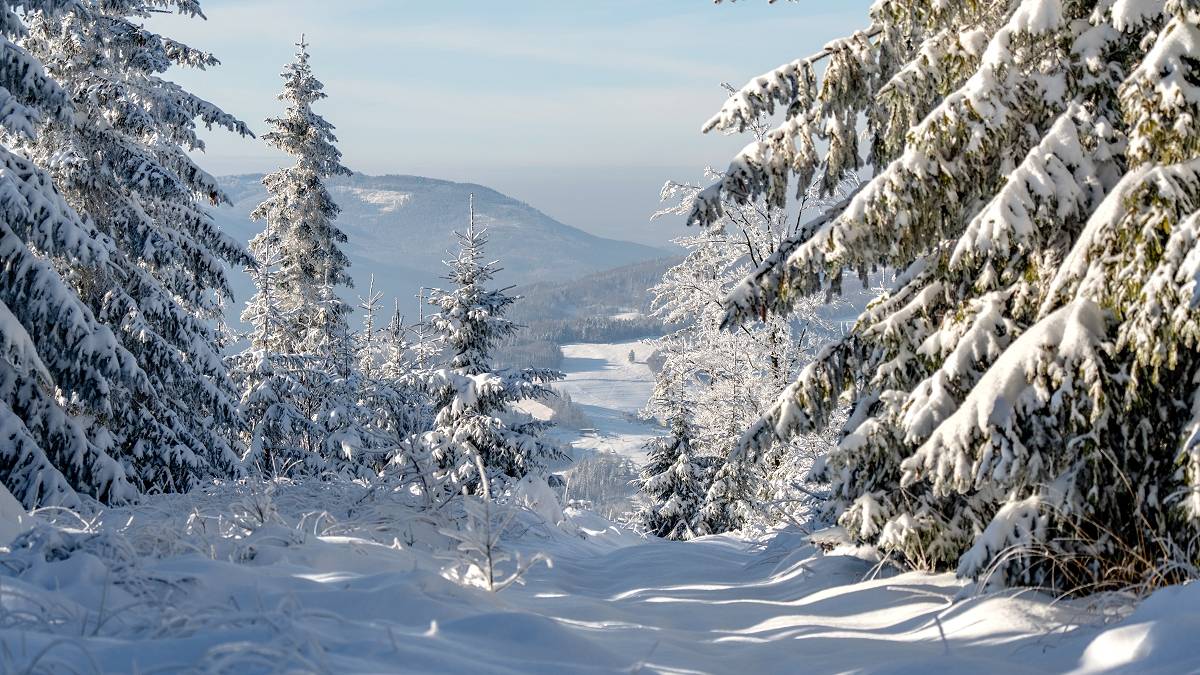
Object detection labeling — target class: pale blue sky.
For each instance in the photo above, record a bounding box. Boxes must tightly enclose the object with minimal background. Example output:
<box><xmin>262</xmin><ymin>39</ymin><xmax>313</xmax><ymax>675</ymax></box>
<box><xmin>150</xmin><ymin>1</ymin><xmax>871</xmax><ymax>245</ymax></box>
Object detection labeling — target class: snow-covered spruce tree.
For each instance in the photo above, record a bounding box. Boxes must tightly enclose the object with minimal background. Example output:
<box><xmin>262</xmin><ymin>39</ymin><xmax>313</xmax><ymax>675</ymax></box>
<box><xmin>638</xmin><ymin>384</ymin><xmax>712</xmax><ymax>540</ymax></box>
<box><xmin>234</xmin><ymin>37</ymin><xmax>365</xmax><ymax>476</ymax></box>
<box><xmin>227</xmin><ymin>211</ymin><xmax>320</xmax><ymax>476</ymax></box>
<box><xmin>378</xmin><ymin>294</ymin><xmax>441</xmax><ymax>492</ymax></box>
<box><xmin>696</xmin><ymin>0</ymin><xmax>1200</xmax><ymax>589</ymax></box>
<box><xmin>407</xmin><ymin>288</ymin><xmax>445</xmax><ymax>374</ymax></box>
<box><xmin>251</xmin><ymin>35</ymin><xmax>353</xmax><ymax>362</ymax></box>
<box><xmin>352</xmin><ymin>288</ymin><xmax>429</xmax><ymax>474</ymax></box>
<box><xmin>13</xmin><ymin>0</ymin><xmax>252</xmax><ymax>494</ymax></box>
<box><xmin>415</xmin><ymin>197</ymin><xmax>565</xmax><ymax>498</ymax></box>
<box><xmin>0</xmin><ymin>0</ymin><xmax>151</xmax><ymax>507</ymax></box>
<box><xmin>357</xmin><ymin>276</ymin><xmax>384</xmax><ymax>380</ymax></box>
<box><xmin>644</xmin><ymin>172</ymin><xmax>848</xmax><ymax>535</ymax></box>
<box><xmin>277</xmin><ymin>38</ymin><xmax>365</xmax><ymax>475</ymax></box>
<box><xmin>374</xmin><ymin>298</ymin><xmax>432</xmax><ymax>404</ymax></box>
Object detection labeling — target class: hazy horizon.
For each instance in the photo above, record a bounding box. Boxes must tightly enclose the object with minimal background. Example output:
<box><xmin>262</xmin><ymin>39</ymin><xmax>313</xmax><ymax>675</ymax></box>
<box><xmin>148</xmin><ymin>0</ymin><xmax>870</xmax><ymax>247</ymax></box>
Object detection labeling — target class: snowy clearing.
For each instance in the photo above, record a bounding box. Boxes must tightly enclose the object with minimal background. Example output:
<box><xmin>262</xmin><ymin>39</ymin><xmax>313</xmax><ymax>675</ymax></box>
<box><xmin>556</xmin><ymin>341</ymin><xmax>656</xmax><ymax>416</ymax></box>
<box><xmin>554</xmin><ymin>340</ymin><xmax>663</xmax><ymax>466</ymax></box>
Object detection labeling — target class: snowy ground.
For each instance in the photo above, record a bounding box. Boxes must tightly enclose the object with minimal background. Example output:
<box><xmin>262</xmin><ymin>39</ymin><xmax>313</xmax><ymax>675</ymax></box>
<box><xmin>554</xmin><ymin>340</ymin><xmax>663</xmax><ymax>466</ymax></box>
<box><xmin>0</xmin><ymin>340</ymin><xmax>1197</xmax><ymax>673</ymax></box>
<box><xmin>2</xmin><ymin>489</ymin><xmax>1195</xmax><ymax>674</ymax></box>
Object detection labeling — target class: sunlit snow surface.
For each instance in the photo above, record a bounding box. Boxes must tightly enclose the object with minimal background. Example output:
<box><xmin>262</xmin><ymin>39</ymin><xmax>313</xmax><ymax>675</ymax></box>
<box><xmin>554</xmin><ymin>341</ymin><xmax>663</xmax><ymax>466</ymax></box>
<box><xmin>0</xmin><ymin>342</ymin><xmax>1195</xmax><ymax>673</ymax></box>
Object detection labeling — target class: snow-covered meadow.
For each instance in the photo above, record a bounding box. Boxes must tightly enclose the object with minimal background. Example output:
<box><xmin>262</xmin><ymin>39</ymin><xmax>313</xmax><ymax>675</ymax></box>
<box><xmin>554</xmin><ymin>341</ymin><xmax>663</xmax><ymax>466</ymax></box>
<box><xmin>1</xmin><ymin>344</ymin><xmax>1196</xmax><ymax>674</ymax></box>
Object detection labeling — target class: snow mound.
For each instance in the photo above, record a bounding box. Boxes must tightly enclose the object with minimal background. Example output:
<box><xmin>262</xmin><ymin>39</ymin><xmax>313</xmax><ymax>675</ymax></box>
<box><xmin>0</xmin><ymin>481</ymin><xmax>33</xmax><ymax>547</ymax></box>
<box><xmin>1075</xmin><ymin>582</ymin><xmax>1200</xmax><ymax>674</ymax></box>
<box><xmin>511</xmin><ymin>475</ymin><xmax>564</xmax><ymax>527</ymax></box>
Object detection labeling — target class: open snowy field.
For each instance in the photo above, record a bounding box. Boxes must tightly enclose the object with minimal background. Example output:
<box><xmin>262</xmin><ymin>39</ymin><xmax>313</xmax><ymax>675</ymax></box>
<box><xmin>0</xmin><ymin>339</ymin><xmax>1196</xmax><ymax>673</ymax></box>
<box><xmin>556</xmin><ymin>341</ymin><xmax>656</xmax><ymax>416</ymax></box>
<box><xmin>554</xmin><ymin>340</ymin><xmax>663</xmax><ymax>466</ymax></box>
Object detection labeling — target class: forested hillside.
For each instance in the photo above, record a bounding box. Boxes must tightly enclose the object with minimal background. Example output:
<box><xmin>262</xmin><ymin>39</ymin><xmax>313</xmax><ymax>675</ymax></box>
<box><xmin>213</xmin><ymin>173</ymin><xmax>670</xmax><ymax>323</ymax></box>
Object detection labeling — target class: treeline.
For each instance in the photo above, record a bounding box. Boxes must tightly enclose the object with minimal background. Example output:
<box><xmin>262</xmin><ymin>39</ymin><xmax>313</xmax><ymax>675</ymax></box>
<box><xmin>527</xmin><ymin>314</ymin><xmax>670</xmax><ymax>345</ymax></box>
<box><xmin>494</xmin><ymin>338</ymin><xmax>564</xmax><ymax>371</ymax></box>
<box><xmin>507</xmin><ymin>257</ymin><xmax>680</xmax><ymax>323</ymax></box>
<box><xmin>494</xmin><ymin>257</ymin><xmax>683</xmax><ymax>370</ymax></box>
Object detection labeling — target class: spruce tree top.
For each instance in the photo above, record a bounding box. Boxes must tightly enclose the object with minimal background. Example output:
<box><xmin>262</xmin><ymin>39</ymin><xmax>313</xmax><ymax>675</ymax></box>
<box><xmin>433</xmin><ymin>196</ymin><xmax>520</xmax><ymax>377</ymax></box>
<box><xmin>263</xmin><ymin>36</ymin><xmax>349</xmax><ymax>178</ymax></box>
<box><xmin>251</xmin><ymin>35</ymin><xmax>353</xmax><ymax>360</ymax></box>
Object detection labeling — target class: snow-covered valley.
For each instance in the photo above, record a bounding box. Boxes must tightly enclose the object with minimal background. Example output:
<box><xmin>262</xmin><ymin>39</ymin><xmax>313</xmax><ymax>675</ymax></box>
<box><xmin>0</xmin><ymin>342</ymin><xmax>1195</xmax><ymax>674</ymax></box>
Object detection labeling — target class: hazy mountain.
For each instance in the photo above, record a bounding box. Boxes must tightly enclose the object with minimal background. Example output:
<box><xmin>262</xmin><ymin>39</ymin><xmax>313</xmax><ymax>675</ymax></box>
<box><xmin>212</xmin><ymin>173</ymin><xmax>670</xmax><ymax>325</ymax></box>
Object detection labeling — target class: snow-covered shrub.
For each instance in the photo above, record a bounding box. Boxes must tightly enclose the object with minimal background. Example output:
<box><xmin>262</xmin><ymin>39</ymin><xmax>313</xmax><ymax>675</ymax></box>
<box><xmin>439</xmin><ymin>494</ymin><xmax>552</xmax><ymax>592</ymax></box>
<box><xmin>438</xmin><ymin>454</ymin><xmax>552</xmax><ymax>592</ymax></box>
<box><xmin>542</xmin><ymin>388</ymin><xmax>592</xmax><ymax>430</ymax></box>
<box><xmin>645</xmin><ymin>348</ymin><xmax>667</xmax><ymax>375</ymax></box>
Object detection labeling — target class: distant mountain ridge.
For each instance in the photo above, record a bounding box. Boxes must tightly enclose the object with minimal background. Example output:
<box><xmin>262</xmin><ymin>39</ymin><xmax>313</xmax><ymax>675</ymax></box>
<box><xmin>212</xmin><ymin>173</ymin><xmax>670</xmax><ymax>324</ymax></box>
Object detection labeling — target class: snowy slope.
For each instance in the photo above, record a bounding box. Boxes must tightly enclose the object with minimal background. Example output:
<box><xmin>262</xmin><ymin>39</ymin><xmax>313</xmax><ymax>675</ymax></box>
<box><xmin>0</xmin><ymin>482</ymin><xmax>32</xmax><ymax>547</ymax></box>
<box><xmin>212</xmin><ymin>174</ymin><xmax>669</xmax><ymax>322</ymax></box>
<box><xmin>1</xmin><ymin>482</ymin><xmax>1195</xmax><ymax>674</ymax></box>
<box><xmin>555</xmin><ymin>341</ymin><xmax>662</xmax><ymax>466</ymax></box>
<box><xmin>556</xmin><ymin>341</ymin><xmax>656</xmax><ymax>415</ymax></box>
